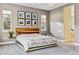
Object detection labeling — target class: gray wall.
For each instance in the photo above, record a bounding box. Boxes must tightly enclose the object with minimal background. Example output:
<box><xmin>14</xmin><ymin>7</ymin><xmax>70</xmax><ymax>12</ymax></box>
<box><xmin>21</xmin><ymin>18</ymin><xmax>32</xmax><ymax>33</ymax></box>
<box><xmin>0</xmin><ymin>3</ymin><xmax>79</xmax><ymax>43</ymax></box>
<box><xmin>74</xmin><ymin>3</ymin><xmax>79</xmax><ymax>43</ymax></box>
<box><xmin>49</xmin><ymin>3</ymin><xmax>79</xmax><ymax>43</ymax></box>
<box><xmin>74</xmin><ymin>3</ymin><xmax>79</xmax><ymax>26</ymax></box>
<box><xmin>0</xmin><ymin>3</ymin><xmax>50</xmax><ymax>35</ymax></box>
<box><xmin>49</xmin><ymin>7</ymin><xmax>63</xmax><ymax>22</ymax></box>
<box><xmin>0</xmin><ymin>5</ymin><xmax>2</xmax><ymax>42</ymax></box>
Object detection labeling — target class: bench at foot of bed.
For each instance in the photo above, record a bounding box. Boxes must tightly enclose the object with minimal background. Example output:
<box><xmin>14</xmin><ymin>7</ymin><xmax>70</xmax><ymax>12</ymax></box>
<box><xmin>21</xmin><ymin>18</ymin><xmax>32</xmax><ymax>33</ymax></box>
<box><xmin>27</xmin><ymin>43</ymin><xmax>58</xmax><ymax>52</ymax></box>
<box><xmin>16</xmin><ymin>41</ymin><xmax>58</xmax><ymax>52</ymax></box>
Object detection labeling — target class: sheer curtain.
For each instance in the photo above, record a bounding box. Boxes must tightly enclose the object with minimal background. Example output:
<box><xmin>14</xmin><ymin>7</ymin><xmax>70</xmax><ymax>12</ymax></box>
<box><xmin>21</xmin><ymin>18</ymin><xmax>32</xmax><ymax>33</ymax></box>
<box><xmin>50</xmin><ymin>21</ymin><xmax>64</xmax><ymax>39</ymax></box>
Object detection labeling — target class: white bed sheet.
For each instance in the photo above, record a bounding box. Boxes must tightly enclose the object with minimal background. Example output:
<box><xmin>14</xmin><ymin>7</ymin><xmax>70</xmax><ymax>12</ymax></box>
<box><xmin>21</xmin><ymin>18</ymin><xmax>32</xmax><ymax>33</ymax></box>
<box><xmin>16</xmin><ymin>34</ymin><xmax>57</xmax><ymax>51</ymax></box>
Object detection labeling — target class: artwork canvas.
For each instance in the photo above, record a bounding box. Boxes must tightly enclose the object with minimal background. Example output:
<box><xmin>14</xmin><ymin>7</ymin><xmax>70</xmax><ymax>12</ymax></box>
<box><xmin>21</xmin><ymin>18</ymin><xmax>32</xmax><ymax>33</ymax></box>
<box><xmin>26</xmin><ymin>20</ymin><xmax>31</xmax><ymax>26</ymax></box>
<box><xmin>26</xmin><ymin>12</ymin><xmax>31</xmax><ymax>19</ymax></box>
<box><xmin>18</xmin><ymin>11</ymin><xmax>25</xmax><ymax>18</ymax></box>
<box><xmin>18</xmin><ymin>19</ymin><xmax>25</xmax><ymax>26</ymax></box>
<box><xmin>32</xmin><ymin>20</ymin><xmax>38</xmax><ymax>26</ymax></box>
<box><xmin>32</xmin><ymin>13</ymin><xmax>38</xmax><ymax>19</ymax></box>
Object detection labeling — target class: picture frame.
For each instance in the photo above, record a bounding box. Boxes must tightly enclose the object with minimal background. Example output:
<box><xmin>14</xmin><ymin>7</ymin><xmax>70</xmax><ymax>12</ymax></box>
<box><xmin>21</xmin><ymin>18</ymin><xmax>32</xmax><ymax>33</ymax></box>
<box><xmin>17</xmin><ymin>19</ymin><xmax>25</xmax><ymax>26</ymax></box>
<box><xmin>32</xmin><ymin>13</ymin><xmax>38</xmax><ymax>19</ymax></box>
<box><xmin>32</xmin><ymin>20</ymin><xmax>38</xmax><ymax>26</ymax></box>
<box><xmin>26</xmin><ymin>12</ymin><xmax>31</xmax><ymax>19</ymax></box>
<box><xmin>25</xmin><ymin>20</ymin><xmax>31</xmax><ymax>26</ymax></box>
<box><xmin>17</xmin><ymin>11</ymin><xmax>25</xmax><ymax>18</ymax></box>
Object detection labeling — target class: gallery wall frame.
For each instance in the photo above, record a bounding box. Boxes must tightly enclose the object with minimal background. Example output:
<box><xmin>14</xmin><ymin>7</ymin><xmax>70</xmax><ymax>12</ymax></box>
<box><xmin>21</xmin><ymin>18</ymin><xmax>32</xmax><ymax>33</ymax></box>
<box><xmin>32</xmin><ymin>20</ymin><xmax>38</xmax><ymax>26</ymax></box>
<box><xmin>25</xmin><ymin>20</ymin><xmax>32</xmax><ymax>26</ymax></box>
<box><xmin>17</xmin><ymin>11</ymin><xmax>38</xmax><ymax>26</ymax></box>
<box><xmin>17</xmin><ymin>19</ymin><xmax>25</xmax><ymax>26</ymax></box>
<box><xmin>32</xmin><ymin>13</ymin><xmax>38</xmax><ymax>19</ymax></box>
<box><xmin>25</xmin><ymin>12</ymin><xmax>32</xmax><ymax>19</ymax></box>
<box><xmin>17</xmin><ymin>11</ymin><xmax>25</xmax><ymax>19</ymax></box>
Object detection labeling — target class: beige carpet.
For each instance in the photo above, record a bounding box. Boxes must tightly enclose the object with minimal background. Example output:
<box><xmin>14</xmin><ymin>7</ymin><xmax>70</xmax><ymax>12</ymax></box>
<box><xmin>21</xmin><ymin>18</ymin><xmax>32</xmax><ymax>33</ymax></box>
<box><xmin>0</xmin><ymin>42</ymin><xmax>79</xmax><ymax>55</ymax></box>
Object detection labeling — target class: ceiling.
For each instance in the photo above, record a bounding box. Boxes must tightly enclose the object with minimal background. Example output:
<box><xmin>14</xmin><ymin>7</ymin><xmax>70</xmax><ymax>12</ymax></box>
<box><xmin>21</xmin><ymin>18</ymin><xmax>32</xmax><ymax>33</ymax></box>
<box><xmin>14</xmin><ymin>3</ymin><xmax>68</xmax><ymax>10</ymax></box>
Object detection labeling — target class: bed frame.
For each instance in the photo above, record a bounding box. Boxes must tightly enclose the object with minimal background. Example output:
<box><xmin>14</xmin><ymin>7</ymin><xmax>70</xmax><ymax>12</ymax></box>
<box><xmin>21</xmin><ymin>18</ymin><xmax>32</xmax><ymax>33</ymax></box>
<box><xmin>16</xmin><ymin>27</ymin><xmax>39</xmax><ymax>35</ymax></box>
<box><xmin>16</xmin><ymin>27</ymin><xmax>58</xmax><ymax>52</ymax></box>
<box><xmin>17</xmin><ymin>41</ymin><xmax>58</xmax><ymax>52</ymax></box>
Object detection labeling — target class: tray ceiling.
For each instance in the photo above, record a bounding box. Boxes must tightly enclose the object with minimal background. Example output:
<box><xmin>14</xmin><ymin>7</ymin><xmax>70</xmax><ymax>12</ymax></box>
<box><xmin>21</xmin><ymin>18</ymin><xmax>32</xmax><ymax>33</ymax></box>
<box><xmin>14</xmin><ymin>3</ymin><xmax>68</xmax><ymax>10</ymax></box>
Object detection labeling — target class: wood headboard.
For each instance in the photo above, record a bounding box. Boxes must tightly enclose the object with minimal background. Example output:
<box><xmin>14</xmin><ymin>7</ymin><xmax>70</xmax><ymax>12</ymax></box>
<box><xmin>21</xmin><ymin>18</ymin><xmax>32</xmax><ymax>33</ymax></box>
<box><xmin>16</xmin><ymin>27</ymin><xmax>39</xmax><ymax>35</ymax></box>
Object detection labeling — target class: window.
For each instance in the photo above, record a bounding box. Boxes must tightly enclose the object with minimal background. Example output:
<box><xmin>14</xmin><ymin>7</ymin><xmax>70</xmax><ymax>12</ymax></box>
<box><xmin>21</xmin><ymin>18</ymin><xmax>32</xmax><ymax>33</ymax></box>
<box><xmin>41</xmin><ymin>15</ymin><xmax>47</xmax><ymax>31</ymax></box>
<box><xmin>2</xmin><ymin>10</ymin><xmax>12</xmax><ymax>31</ymax></box>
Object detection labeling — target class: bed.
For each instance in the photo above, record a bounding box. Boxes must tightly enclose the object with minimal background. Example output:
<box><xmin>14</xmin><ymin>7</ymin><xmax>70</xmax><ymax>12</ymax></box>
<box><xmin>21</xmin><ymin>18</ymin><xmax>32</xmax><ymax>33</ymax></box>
<box><xmin>16</xmin><ymin>28</ymin><xmax>58</xmax><ymax>52</ymax></box>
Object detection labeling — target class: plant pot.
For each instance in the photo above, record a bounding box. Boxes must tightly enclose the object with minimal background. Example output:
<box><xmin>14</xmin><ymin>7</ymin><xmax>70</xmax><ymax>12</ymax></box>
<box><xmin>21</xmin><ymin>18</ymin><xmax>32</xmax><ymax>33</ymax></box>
<box><xmin>9</xmin><ymin>33</ymin><xmax>13</xmax><ymax>38</ymax></box>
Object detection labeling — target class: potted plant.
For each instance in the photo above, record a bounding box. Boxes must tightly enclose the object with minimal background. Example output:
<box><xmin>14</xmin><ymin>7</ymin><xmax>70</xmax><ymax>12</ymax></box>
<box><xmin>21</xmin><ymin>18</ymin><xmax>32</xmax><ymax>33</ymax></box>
<box><xmin>8</xmin><ymin>31</ymin><xmax>14</xmax><ymax>38</ymax></box>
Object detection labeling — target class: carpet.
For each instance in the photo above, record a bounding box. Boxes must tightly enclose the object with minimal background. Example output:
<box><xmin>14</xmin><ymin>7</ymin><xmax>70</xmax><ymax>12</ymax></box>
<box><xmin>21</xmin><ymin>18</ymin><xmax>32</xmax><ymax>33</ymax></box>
<box><xmin>0</xmin><ymin>42</ymin><xmax>79</xmax><ymax>55</ymax></box>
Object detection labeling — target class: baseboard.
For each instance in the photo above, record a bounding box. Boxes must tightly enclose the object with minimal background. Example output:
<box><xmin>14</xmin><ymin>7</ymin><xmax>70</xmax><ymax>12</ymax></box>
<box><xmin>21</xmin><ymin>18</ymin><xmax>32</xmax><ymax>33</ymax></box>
<box><xmin>0</xmin><ymin>41</ymin><xmax>16</xmax><ymax>45</ymax></box>
<box><xmin>56</xmin><ymin>39</ymin><xmax>79</xmax><ymax>46</ymax></box>
<box><xmin>73</xmin><ymin>43</ymin><xmax>79</xmax><ymax>46</ymax></box>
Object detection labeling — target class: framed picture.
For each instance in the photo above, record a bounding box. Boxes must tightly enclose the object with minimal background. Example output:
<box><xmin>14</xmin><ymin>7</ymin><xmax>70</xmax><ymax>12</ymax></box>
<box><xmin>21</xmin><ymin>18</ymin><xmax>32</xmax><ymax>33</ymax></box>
<box><xmin>25</xmin><ymin>20</ymin><xmax>31</xmax><ymax>26</ymax></box>
<box><xmin>32</xmin><ymin>13</ymin><xmax>38</xmax><ymax>19</ymax></box>
<box><xmin>17</xmin><ymin>19</ymin><xmax>25</xmax><ymax>26</ymax></box>
<box><xmin>32</xmin><ymin>20</ymin><xmax>38</xmax><ymax>26</ymax></box>
<box><xmin>18</xmin><ymin>11</ymin><xmax>25</xmax><ymax>18</ymax></box>
<box><xmin>26</xmin><ymin>12</ymin><xmax>31</xmax><ymax>19</ymax></box>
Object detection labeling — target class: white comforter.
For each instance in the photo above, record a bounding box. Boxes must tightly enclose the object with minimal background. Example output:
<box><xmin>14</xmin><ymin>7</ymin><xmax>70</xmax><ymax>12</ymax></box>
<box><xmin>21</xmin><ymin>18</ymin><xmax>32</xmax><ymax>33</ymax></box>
<box><xmin>16</xmin><ymin>34</ymin><xmax>57</xmax><ymax>51</ymax></box>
